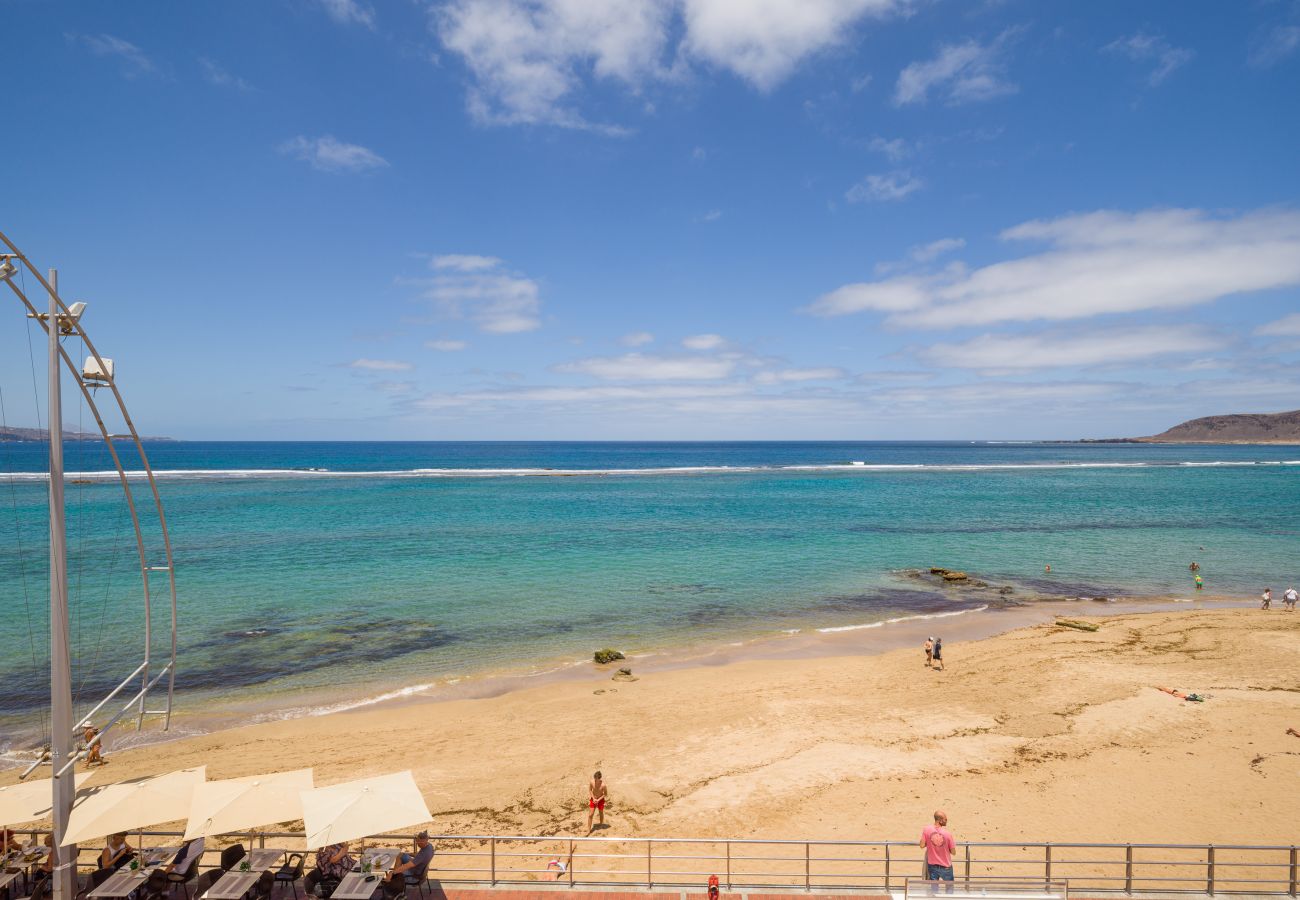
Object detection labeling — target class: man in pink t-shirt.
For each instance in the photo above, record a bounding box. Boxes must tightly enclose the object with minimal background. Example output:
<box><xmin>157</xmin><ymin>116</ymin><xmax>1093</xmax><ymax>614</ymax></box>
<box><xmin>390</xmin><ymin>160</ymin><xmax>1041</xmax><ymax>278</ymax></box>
<box><xmin>920</xmin><ymin>810</ymin><xmax>956</xmax><ymax>890</ymax></box>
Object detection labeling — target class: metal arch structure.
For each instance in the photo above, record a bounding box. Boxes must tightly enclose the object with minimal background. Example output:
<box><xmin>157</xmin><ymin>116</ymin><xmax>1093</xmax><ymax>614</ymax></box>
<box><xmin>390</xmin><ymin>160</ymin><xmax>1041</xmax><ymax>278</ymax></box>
<box><xmin>0</xmin><ymin>228</ymin><xmax>177</xmax><ymax>774</ymax></box>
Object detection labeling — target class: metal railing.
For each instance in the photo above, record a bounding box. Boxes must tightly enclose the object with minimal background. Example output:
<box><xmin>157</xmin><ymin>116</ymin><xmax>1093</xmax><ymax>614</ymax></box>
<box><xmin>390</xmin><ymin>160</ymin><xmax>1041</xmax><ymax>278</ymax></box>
<box><xmin>8</xmin><ymin>828</ymin><xmax>1297</xmax><ymax>895</ymax></box>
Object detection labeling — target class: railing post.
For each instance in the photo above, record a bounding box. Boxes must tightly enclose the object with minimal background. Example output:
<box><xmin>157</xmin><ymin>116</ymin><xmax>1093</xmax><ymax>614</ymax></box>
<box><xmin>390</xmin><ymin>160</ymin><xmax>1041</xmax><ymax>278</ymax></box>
<box><xmin>568</xmin><ymin>839</ymin><xmax>574</xmax><ymax>887</ymax></box>
<box><xmin>964</xmin><ymin>844</ymin><xmax>971</xmax><ymax>882</ymax></box>
<box><xmin>726</xmin><ymin>841</ymin><xmax>731</xmax><ymax>890</ymax></box>
<box><xmin>885</xmin><ymin>843</ymin><xmax>891</xmax><ymax>893</ymax></box>
<box><xmin>646</xmin><ymin>840</ymin><xmax>652</xmax><ymax>889</ymax></box>
<box><xmin>1125</xmin><ymin>844</ymin><xmax>1133</xmax><ymax>894</ymax></box>
<box><xmin>1207</xmin><ymin>844</ymin><xmax>1215</xmax><ymax>896</ymax></box>
<box><xmin>1045</xmin><ymin>843</ymin><xmax>1052</xmax><ymax>883</ymax></box>
<box><xmin>805</xmin><ymin>842</ymin><xmax>811</xmax><ymax>892</ymax></box>
<box><xmin>490</xmin><ymin>837</ymin><xmax>496</xmax><ymax>885</ymax></box>
<box><xmin>1289</xmin><ymin>846</ymin><xmax>1297</xmax><ymax>897</ymax></box>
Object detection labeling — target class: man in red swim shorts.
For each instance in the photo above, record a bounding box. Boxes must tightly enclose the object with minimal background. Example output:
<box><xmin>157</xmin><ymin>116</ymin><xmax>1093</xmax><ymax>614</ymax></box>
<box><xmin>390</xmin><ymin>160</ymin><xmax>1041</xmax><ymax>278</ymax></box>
<box><xmin>587</xmin><ymin>771</ymin><xmax>608</xmax><ymax>834</ymax></box>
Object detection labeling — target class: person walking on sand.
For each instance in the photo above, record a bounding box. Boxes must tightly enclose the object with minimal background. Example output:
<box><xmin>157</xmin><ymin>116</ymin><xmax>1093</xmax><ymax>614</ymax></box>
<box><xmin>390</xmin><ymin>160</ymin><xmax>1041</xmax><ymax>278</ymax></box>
<box><xmin>920</xmin><ymin>810</ymin><xmax>956</xmax><ymax>892</ymax></box>
<box><xmin>1284</xmin><ymin>587</ymin><xmax>1297</xmax><ymax>611</ymax></box>
<box><xmin>932</xmin><ymin>637</ymin><xmax>944</xmax><ymax>671</ymax></box>
<box><xmin>586</xmin><ymin>771</ymin><xmax>608</xmax><ymax>834</ymax></box>
<box><xmin>1261</xmin><ymin>588</ymin><xmax>1272</xmax><ymax>610</ymax></box>
<box><xmin>924</xmin><ymin>637</ymin><xmax>934</xmax><ymax>668</ymax></box>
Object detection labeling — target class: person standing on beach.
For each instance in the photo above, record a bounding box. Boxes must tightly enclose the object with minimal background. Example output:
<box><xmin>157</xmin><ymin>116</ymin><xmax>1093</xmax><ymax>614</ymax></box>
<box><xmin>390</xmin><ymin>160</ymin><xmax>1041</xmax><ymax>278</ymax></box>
<box><xmin>1284</xmin><ymin>587</ymin><xmax>1297</xmax><ymax>611</ymax></box>
<box><xmin>587</xmin><ymin>771</ymin><xmax>608</xmax><ymax>834</ymax></box>
<box><xmin>1261</xmin><ymin>588</ymin><xmax>1272</xmax><ymax>610</ymax></box>
<box><xmin>924</xmin><ymin>637</ymin><xmax>934</xmax><ymax>668</ymax></box>
<box><xmin>920</xmin><ymin>810</ymin><xmax>956</xmax><ymax>891</ymax></box>
<box><xmin>932</xmin><ymin>637</ymin><xmax>944</xmax><ymax>671</ymax></box>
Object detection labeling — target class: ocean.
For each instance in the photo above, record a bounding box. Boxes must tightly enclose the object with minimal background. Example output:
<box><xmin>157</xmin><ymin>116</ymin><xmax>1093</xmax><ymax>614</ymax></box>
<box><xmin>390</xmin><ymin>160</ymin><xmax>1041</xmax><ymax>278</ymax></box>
<box><xmin>1</xmin><ymin>440</ymin><xmax>1297</xmax><ymax>758</ymax></box>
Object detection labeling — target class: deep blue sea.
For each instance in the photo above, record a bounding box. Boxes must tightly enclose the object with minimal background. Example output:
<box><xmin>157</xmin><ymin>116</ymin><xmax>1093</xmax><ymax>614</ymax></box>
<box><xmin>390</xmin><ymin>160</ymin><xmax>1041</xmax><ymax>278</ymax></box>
<box><xmin>1</xmin><ymin>440</ymin><xmax>1297</xmax><ymax>755</ymax></box>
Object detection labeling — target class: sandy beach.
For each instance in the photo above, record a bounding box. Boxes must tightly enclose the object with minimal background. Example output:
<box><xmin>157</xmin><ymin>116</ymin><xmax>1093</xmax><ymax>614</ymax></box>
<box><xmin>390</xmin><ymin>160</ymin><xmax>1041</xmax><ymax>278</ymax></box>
<box><xmin>5</xmin><ymin>606</ymin><xmax>1290</xmax><ymax>849</ymax></box>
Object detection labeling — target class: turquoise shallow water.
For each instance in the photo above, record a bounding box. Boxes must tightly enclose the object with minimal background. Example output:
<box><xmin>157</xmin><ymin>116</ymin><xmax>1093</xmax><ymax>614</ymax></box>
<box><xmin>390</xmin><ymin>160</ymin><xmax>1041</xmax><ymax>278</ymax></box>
<box><xmin>1</xmin><ymin>440</ymin><xmax>1298</xmax><ymax>751</ymax></box>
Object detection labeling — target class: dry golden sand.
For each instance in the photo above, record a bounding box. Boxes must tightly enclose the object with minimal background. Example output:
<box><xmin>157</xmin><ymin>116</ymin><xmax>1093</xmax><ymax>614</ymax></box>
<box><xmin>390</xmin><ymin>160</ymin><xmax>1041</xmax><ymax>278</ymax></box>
<box><xmin>9</xmin><ymin>608</ymin><xmax>1300</xmax><ymax>844</ymax></box>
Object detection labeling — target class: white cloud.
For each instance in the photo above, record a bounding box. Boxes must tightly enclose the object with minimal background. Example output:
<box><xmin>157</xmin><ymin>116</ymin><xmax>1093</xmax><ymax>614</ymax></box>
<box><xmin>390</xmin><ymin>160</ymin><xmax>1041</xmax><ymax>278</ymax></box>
<box><xmin>909</xmin><ymin>237</ymin><xmax>965</xmax><ymax>262</ymax></box>
<box><xmin>434</xmin><ymin>0</ymin><xmax>908</xmax><ymax>130</ymax></box>
<box><xmin>348</xmin><ymin>358</ymin><xmax>414</xmax><ymax>371</ymax></box>
<box><xmin>435</xmin><ymin>0</ymin><xmax>671</xmax><ymax>131</ymax></box>
<box><xmin>621</xmin><ymin>331</ymin><xmax>655</xmax><ymax>346</ymax></box>
<box><xmin>894</xmin><ymin>33</ymin><xmax>1017</xmax><ymax>106</ymax></box>
<box><xmin>199</xmin><ymin>57</ymin><xmax>254</xmax><ymax>91</ymax></box>
<box><xmin>845</xmin><ymin>170</ymin><xmax>923</xmax><ymax>203</ymax></box>
<box><xmin>432</xmin><ymin>254</ymin><xmax>502</xmax><ymax>272</ymax></box>
<box><xmin>278</xmin><ymin>136</ymin><xmax>389</xmax><ymax>173</ymax></box>
<box><xmin>867</xmin><ymin>136</ymin><xmax>910</xmax><ymax>161</ymax></box>
<box><xmin>70</xmin><ymin>33</ymin><xmax>155</xmax><ymax>78</ymax></box>
<box><xmin>697</xmin><ymin>209</ymin><xmax>723</xmax><ymax>222</ymax></box>
<box><xmin>919</xmin><ymin>326</ymin><xmax>1219</xmax><ymax>371</ymax></box>
<box><xmin>1249</xmin><ymin>25</ymin><xmax>1300</xmax><ymax>68</ymax></box>
<box><xmin>410</xmin><ymin>255</ymin><xmax>542</xmax><ymax>334</ymax></box>
<box><xmin>1103</xmin><ymin>31</ymin><xmax>1193</xmax><ymax>86</ymax></box>
<box><xmin>1256</xmin><ymin>313</ymin><xmax>1300</xmax><ymax>337</ymax></box>
<box><xmin>318</xmin><ymin>0</ymin><xmax>376</xmax><ymax>29</ymax></box>
<box><xmin>850</xmin><ymin>72</ymin><xmax>873</xmax><ymax>93</ymax></box>
<box><xmin>809</xmin><ymin>207</ymin><xmax>1300</xmax><ymax>329</ymax></box>
<box><xmin>682</xmin><ymin>333</ymin><xmax>725</xmax><ymax>350</ymax></box>
<box><xmin>426</xmin><ymin>339</ymin><xmax>469</xmax><ymax>351</ymax></box>
<box><xmin>754</xmin><ymin>366</ymin><xmax>847</xmax><ymax>383</ymax></box>
<box><xmin>555</xmin><ymin>352</ymin><xmax>736</xmax><ymax>380</ymax></box>
<box><xmin>680</xmin><ymin>0</ymin><xmax>901</xmax><ymax>92</ymax></box>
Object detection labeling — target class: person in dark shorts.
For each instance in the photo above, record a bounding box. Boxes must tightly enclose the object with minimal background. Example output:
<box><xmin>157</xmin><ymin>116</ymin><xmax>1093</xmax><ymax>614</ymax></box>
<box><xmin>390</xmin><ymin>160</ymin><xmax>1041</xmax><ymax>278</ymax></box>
<box><xmin>932</xmin><ymin>637</ymin><xmax>944</xmax><ymax>671</ymax></box>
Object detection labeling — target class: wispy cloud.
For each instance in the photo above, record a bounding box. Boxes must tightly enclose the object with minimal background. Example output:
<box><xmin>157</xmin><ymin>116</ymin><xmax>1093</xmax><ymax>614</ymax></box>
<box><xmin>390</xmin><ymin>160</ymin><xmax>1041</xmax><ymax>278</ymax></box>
<box><xmin>278</xmin><ymin>136</ymin><xmax>389</xmax><ymax>173</ymax></box>
<box><xmin>919</xmin><ymin>325</ymin><xmax>1219</xmax><ymax>371</ymax></box>
<box><xmin>1256</xmin><ymin>313</ymin><xmax>1300</xmax><ymax>337</ymax></box>
<box><xmin>846</xmin><ymin>170</ymin><xmax>924</xmax><ymax>203</ymax></box>
<box><xmin>1249</xmin><ymin>25</ymin><xmax>1300</xmax><ymax>68</ymax></box>
<box><xmin>409</xmin><ymin>255</ymin><xmax>542</xmax><ymax>334</ymax></box>
<box><xmin>318</xmin><ymin>0</ymin><xmax>376</xmax><ymax>29</ymax></box>
<box><xmin>754</xmin><ymin>367</ymin><xmax>847</xmax><ymax>384</ymax></box>
<box><xmin>426</xmin><ymin>339</ymin><xmax>468</xmax><ymax>351</ymax></box>
<box><xmin>808</xmin><ymin>207</ymin><xmax>1300</xmax><ymax>329</ymax></box>
<box><xmin>621</xmin><ymin>331</ymin><xmax>655</xmax><ymax>347</ymax></box>
<box><xmin>348</xmin><ymin>358</ymin><xmax>414</xmax><ymax>372</ymax></box>
<box><xmin>682</xmin><ymin>333</ymin><xmax>725</xmax><ymax>350</ymax></box>
<box><xmin>199</xmin><ymin>57</ymin><xmax>255</xmax><ymax>91</ymax></box>
<box><xmin>1103</xmin><ymin>31</ymin><xmax>1193</xmax><ymax>86</ymax></box>
<box><xmin>867</xmin><ymin>136</ymin><xmax>911</xmax><ymax>161</ymax></box>
<box><xmin>555</xmin><ymin>352</ymin><xmax>736</xmax><ymax>381</ymax></box>
<box><xmin>894</xmin><ymin>32</ymin><xmax>1018</xmax><ymax>106</ymax></box>
<box><xmin>68</xmin><ymin>33</ymin><xmax>155</xmax><ymax>78</ymax></box>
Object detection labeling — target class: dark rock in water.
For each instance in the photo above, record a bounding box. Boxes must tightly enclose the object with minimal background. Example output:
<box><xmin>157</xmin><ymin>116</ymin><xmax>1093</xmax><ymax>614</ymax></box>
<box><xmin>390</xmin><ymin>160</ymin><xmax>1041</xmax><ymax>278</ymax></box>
<box><xmin>594</xmin><ymin>648</ymin><xmax>626</xmax><ymax>664</ymax></box>
<box><xmin>942</xmin><ymin>571</ymin><xmax>969</xmax><ymax>582</ymax></box>
<box><xmin>930</xmin><ymin>567</ymin><xmax>949</xmax><ymax>575</ymax></box>
<box><xmin>998</xmin><ymin>586</ymin><xmax>1015</xmax><ymax>595</ymax></box>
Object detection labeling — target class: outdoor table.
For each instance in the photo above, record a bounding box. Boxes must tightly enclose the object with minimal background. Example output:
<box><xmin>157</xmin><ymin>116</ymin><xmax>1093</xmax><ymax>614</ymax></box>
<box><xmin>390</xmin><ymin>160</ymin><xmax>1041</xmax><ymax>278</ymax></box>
<box><xmin>360</xmin><ymin>848</ymin><xmax>399</xmax><ymax>870</ymax></box>
<box><xmin>245</xmin><ymin>849</ymin><xmax>287</xmax><ymax>871</ymax></box>
<box><xmin>330</xmin><ymin>871</ymin><xmax>385</xmax><ymax>900</ymax></box>
<box><xmin>0</xmin><ymin>869</ymin><xmax>24</xmax><ymax>892</ymax></box>
<box><xmin>201</xmin><ymin>870</ymin><xmax>264</xmax><ymax>900</ymax></box>
<box><xmin>87</xmin><ymin>865</ymin><xmax>163</xmax><ymax>898</ymax></box>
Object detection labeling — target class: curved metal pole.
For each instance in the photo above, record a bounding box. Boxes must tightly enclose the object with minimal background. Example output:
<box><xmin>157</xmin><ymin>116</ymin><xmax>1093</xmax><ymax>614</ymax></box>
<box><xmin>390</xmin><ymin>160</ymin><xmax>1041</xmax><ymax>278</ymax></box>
<box><xmin>0</xmin><ymin>228</ymin><xmax>178</xmax><ymax>733</ymax></box>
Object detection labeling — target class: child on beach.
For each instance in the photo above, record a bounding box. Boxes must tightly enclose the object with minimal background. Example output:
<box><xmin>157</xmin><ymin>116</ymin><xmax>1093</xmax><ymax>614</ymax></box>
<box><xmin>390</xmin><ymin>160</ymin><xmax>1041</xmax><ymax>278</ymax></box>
<box><xmin>1261</xmin><ymin>588</ymin><xmax>1272</xmax><ymax>610</ymax></box>
<box><xmin>587</xmin><ymin>771</ymin><xmax>608</xmax><ymax>834</ymax></box>
<box><xmin>924</xmin><ymin>637</ymin><xmax>933</xmax><ymax>668</ymax></box>
<box><xmin>1195</xmin><ymin>574</ymin><xmax>1203</xmax><ymax>591</ymax></box>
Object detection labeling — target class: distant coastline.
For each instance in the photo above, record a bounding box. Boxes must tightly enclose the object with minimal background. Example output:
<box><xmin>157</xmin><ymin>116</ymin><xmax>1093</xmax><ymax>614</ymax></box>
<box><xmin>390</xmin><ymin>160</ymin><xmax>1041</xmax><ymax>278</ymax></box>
<box><xmin>1077</xmin><ymin>408</ymin><xmax>1300</xmax><ymax>445</ymax></box>
<box><xmin>0</xmin><ymin>425</ymin><xmax>176</xmax><ymax>442</ymax></box>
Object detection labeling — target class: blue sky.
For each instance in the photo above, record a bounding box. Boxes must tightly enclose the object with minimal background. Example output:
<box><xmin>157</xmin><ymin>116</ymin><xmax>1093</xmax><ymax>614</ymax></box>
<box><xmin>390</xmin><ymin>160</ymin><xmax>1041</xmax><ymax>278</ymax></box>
<box><xmin>1</xmin><ymin>0</ymin><xmax>1298</xmax><ymax>440</ymax></box>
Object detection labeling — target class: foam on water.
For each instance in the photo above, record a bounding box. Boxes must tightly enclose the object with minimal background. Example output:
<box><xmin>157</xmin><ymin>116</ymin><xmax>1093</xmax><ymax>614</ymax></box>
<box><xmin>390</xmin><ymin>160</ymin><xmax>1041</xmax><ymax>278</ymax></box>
<box><xmin>816</xmin><ymin>605</ymin><xmax>990</xmax><ymax>633</ymax></box>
